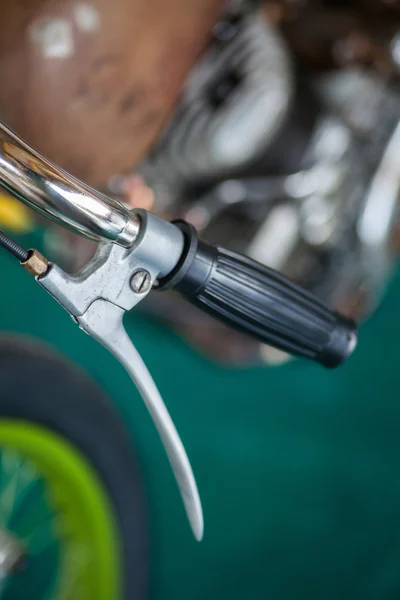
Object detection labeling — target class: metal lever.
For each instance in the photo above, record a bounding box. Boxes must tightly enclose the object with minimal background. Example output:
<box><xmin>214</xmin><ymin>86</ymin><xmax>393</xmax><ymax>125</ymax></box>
<box><xmin>34</xmin><ymin>212</ymin><xmax>204</xmax><ymax>540</ymax></box>
<box><xmin>80</xmin><ymin>300</ymin><xmax>203</xmax><ymax>540</ymax></box>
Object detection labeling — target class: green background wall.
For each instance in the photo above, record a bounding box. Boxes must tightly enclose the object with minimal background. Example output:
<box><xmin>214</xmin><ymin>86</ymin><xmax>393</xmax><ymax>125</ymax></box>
<box><xmin>1</xmin><ymin>235</ymin><xmax>399</xmax><ymax>600</ymax></box>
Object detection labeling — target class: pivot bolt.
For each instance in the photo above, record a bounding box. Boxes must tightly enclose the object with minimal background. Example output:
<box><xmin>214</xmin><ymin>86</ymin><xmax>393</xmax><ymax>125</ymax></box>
<box><xmin>130</xmin><ymin>269</ymin><xmax>152</xmax><ymax>294</ymax></box>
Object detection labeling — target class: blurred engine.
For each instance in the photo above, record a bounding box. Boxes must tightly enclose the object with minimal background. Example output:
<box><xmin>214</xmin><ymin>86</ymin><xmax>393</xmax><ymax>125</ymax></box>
<box><xmin>123</xmin><ymin>1</ymin><xmax>400</xmax><ymax>365</ymax></box>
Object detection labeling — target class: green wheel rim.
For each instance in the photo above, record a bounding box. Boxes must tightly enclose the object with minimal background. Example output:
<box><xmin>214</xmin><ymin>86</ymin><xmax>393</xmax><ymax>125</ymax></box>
<box><xmin>0</xmin><ymin>420</ymin><xmax>121</xmax><ymax>600</ymax></box>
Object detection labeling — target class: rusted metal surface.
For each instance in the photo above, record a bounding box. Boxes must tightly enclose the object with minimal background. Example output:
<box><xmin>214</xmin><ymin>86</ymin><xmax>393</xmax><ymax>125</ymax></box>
<box><xmin>0</xmin><ymin>0</ymin><xmax>222</xmax><ymax>188</ymax></box>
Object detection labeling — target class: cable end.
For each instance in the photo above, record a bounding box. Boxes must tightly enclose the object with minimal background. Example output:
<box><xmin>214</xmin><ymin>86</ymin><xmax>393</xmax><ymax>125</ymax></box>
<box><xmin>21</xmin><ymin>249</ymin><xmax>49</xmax><ymax>277</ymax></box>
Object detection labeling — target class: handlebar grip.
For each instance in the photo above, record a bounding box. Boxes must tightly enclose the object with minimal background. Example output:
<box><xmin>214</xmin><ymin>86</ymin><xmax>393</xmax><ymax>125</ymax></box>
<box><xmin>158</xmin><ymin>221</ymin><xmax>357</xmax><ymax>368</ymax></box>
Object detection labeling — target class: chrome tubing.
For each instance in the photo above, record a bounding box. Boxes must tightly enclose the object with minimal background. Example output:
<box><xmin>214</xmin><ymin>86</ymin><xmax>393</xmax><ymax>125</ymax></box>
<box><xmin>0</xmin><ymin>122</ymin><xmax>139</xmax><ymax>247</ymax></box>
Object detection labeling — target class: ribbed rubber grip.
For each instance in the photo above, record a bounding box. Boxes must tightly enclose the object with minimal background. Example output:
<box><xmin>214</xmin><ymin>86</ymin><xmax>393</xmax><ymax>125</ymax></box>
<box><xmin>161</xmin><ymin>222</ymin><xmax>357</xmax><ymax>368</ymax></box>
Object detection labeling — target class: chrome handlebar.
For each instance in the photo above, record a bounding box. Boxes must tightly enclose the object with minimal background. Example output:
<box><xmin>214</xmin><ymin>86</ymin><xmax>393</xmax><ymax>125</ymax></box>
<box><xmin>0</xmin><ymin>122</ymin><xmax>139</xmax><ymax>247</ymax></box>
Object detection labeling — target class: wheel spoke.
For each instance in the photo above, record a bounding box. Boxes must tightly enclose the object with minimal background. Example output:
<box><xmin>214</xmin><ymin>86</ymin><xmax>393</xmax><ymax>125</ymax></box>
<box><xmin>0</xmin><ymin>422</ymin><xmax>120</xmax><ymax>600</ymax></box>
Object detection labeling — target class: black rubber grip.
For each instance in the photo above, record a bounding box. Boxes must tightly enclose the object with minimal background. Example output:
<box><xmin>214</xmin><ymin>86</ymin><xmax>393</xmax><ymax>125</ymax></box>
<box><xmin>159</xmin><ymin>221</ymin><xmax>357</xmax><ymax>367</ymax></box>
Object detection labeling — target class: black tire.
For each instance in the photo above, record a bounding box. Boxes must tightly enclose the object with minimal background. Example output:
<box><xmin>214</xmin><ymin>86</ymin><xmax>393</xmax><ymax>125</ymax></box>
<box><xmin>0</xmin><ymin>334</ymin><xmax>148</xmax><ymax>600</ymax></box>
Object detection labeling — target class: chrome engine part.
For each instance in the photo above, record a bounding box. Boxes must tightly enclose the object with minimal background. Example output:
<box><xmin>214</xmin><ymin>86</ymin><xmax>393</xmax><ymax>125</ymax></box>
<box><xmin>185</xmin><ymin>70</ymin><xmax>400</xmax><ymax>320</ymax></box>
<box><xmin>139</xmin><ymin>10</ymin><xmax>293</xmax><ymax>209</ymax></box>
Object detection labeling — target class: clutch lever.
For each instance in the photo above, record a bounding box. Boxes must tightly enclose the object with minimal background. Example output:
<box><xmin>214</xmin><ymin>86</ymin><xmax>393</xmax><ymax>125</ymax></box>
<box><xmin>80</xmin><ymin>300</ymin><xmax>203</xmax><ymax>541</ymax></box>
<box><xmin>25</xmin><ymin>211</ymin><xmax>204</xmax><ymax>541</ymax></box>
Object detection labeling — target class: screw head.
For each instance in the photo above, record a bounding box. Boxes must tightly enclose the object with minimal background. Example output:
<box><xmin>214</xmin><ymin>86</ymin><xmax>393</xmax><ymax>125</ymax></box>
<box><xmin>130</xmin><ymin>269</ymin><xmax>152</xmax><ymax>294</ymax></box>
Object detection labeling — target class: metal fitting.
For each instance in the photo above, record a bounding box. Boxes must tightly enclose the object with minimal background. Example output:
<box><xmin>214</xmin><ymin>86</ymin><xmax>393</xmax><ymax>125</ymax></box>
<box><xmin>21</xmin><ymin>249</ymin><xmax>49</xmax><ymax>277</ymax></box>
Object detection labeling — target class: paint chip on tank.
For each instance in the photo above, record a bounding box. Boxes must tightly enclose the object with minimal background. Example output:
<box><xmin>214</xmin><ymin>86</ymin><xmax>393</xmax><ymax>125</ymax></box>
<box><xmin>74</xmin><ymin>3</ymin><xmax>101</xmax><ymax>32</ymax></box>
<box><xmin>30</xmin><ymin>18</ymin><xmax>74</xmax><ymax>59</ymax></box>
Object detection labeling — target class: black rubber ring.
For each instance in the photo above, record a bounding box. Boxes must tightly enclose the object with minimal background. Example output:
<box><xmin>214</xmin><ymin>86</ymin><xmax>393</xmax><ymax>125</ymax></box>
<box><xmin>155</xmin><ymin>220</ymin><xmax>199</xmax><ymax>291</ymax></box>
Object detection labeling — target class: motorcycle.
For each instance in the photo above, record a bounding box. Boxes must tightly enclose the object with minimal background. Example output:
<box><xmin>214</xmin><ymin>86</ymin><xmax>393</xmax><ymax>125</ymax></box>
<box><xmin>0</xmin><ymin>1</ymin><xmax>397</xmax><ymax>598</ymax></box>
